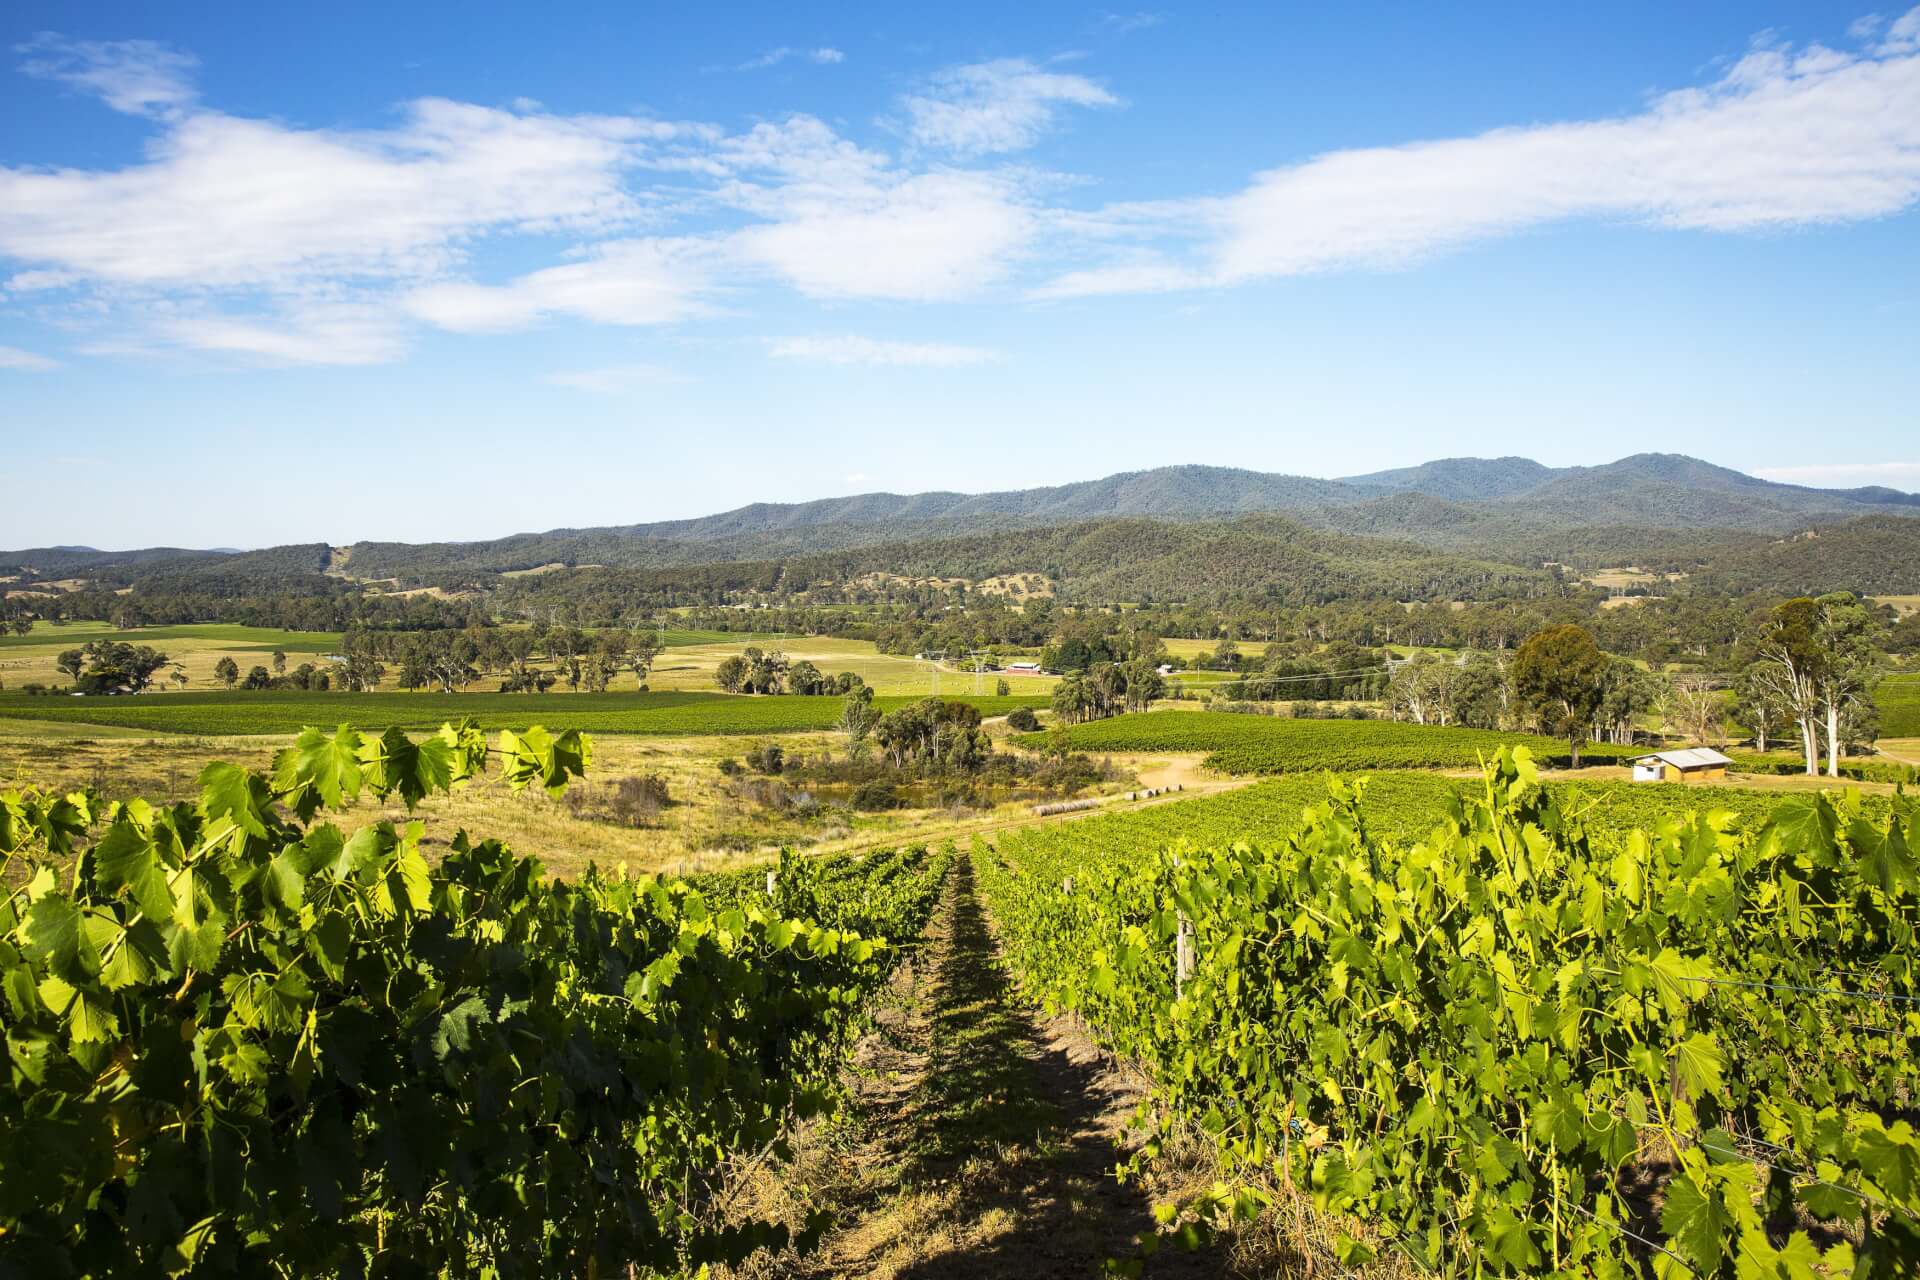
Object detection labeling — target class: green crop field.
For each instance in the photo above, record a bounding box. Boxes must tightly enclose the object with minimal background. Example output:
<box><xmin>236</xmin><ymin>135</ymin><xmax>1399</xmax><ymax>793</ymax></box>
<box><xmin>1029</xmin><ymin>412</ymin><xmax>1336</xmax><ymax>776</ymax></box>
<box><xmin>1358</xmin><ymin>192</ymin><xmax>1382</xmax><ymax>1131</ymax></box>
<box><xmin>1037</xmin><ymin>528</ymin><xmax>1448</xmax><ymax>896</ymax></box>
<box><xmin>1017</xmin><ymin>709</ymin><xmax>1640</xmax><ymax>772</ymax></box>
<box><xmin>1879</xmin><ymin>675</ymin><xmax>1920</xmax><ymax>738</ymax></box>
<box><xmin>654</xmin><ymin>628</ymin><xmax>786</xmax><ymax>647</ymax></box>
<box><xmin>0</xmin><ymin>621</ymin><xmax>341</xmax><ymax>652</ymax></box>
<box><xmin>0</xmin><ymin>689</ymin><xmax>1048</xmax><ymax>737</ymax></box>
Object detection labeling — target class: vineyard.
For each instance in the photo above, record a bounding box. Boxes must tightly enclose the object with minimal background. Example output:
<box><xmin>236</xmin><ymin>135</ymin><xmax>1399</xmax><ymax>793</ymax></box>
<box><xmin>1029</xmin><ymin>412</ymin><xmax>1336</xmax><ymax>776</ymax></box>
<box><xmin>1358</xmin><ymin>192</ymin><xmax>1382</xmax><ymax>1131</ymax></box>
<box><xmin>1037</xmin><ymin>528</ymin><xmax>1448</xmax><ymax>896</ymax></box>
<box><xmin>1878</xmin><ymin>676</ymin><xmax>1920</xmax><ymax>739</ymax></box>
<box><xmin>976</xmin><ymin>748</ymin><xmax>1920</xmax><ymax>1274</ymax></box>
<box><xmin>1018</xmin><ymin>710</ymin><xmax>1642</xmax><ymax>773</ymax></box>
<box><xmin>0</xmin><ymin>721</ymin><xmax>950</xmax><ymax>1276</ymax></box>
<box><xmin>6</xmin><ymin>711</ymin><xmax>1918</xmax><ymax>1276</ymax></box>
<box><xmin>991</xmin><ymin>771</ymin><xmax>1897</xmax><ymax>876</ymax></box>
<box><xmin>0</xmin><ymin>690</ymin><xmax>1049</xmax><ymax>737</ymax></box>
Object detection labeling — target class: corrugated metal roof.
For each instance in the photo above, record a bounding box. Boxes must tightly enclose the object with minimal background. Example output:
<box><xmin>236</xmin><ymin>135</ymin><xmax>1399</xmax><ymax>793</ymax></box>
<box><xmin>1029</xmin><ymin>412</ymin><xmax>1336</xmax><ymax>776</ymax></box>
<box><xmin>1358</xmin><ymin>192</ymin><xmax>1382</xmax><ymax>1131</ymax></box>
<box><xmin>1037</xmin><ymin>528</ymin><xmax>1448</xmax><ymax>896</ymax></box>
<box><xmin>1631</xmin><ymin>748</ymin><xmax>1733</xmax><ymax>768</ymax></box>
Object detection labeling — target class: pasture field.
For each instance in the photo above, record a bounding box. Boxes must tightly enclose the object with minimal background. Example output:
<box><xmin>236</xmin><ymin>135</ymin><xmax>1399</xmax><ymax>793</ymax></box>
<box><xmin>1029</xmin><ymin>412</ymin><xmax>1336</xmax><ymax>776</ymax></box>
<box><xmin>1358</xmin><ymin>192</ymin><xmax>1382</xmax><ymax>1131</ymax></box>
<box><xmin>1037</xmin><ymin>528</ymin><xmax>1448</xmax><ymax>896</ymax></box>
<box><xmin>654</xmin><ymin>628</ymin><xmax>786</xmax><ymax>647</ymax></box>
<box><xmin>0</xmin><ymin>620</ymin><xmax>344</xmax><ymax>691</ymax></box>
<box><xmin>0</xmin><ymin>689</ymin><xmax>1048</xmax><ymax>737</ymax></box>
<box><xmin>0</xmin><ymin>620</ymin><xmax>342</xmax><ymax>651</ymax></box>
<box><xmin>1157</xmin><ymin>636</ymin><xmax>1269</xmax><ymax>661</ymax></box>
<box><xmin>1878</xmin><ymin>674</ymin><xmax>1920</xmax><ymax>737</ymax></box>
<box><xmin>1018</xmin><ymin>709</ymin><xmax>1641</xmax><ymax>772</ymax></box>
<box><xmin>648</xmin><ymin>634</ymin><xmax>1061</xmax><ymax>697</ymax></box>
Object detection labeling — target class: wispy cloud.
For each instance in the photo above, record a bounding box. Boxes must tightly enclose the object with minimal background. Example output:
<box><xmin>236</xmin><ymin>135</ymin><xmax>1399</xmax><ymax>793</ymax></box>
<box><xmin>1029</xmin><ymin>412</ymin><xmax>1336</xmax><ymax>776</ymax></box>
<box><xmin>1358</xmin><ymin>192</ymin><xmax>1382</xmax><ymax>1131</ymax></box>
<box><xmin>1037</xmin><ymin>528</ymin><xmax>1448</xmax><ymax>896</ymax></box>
<box><xmin>898</xmin><ymin>58</ymin><xmax>1117</xmax><ymax>155</ymax></box>
<box><xmin>543</xmin><ymin>363</ymin><xmax>686</xmax><ymax>393</ymax></box>
<box><xmin>767</xmin><ymin>335</ymin><xmax>1000</xmax><ymax>366</ymax></box>
<box><xmin>16</xmin><ymin>34</ymin><xmax>197</xmax><ymax>117</ymax></box>
<box><xmin>732</xmin><ymin>47</ymin><xmax>845</xmax><ymax>71</ymax></box>
<box><xmin>1754</xmin><ymin>461</ymin><xmax>1920</xmax><ymax>491</ymax></box>
<box><xmin>0</xmin><ymin>344</ymin><xmax>58</xmax><ymax>371</ymax></box>
<box><xmin>1037</xmin><ymin>13</ymin><xmax>1920</xmax><ymax>296</ymax></box>
<box><xmin>158</xmin><ymin>303</ymin><xmax>407</xmax><ymax>366</ymax></box>
<box><xmin>1097</xmin><ymin>12</ymin><xmax>1163</xmax><ymax>35</ymax></box>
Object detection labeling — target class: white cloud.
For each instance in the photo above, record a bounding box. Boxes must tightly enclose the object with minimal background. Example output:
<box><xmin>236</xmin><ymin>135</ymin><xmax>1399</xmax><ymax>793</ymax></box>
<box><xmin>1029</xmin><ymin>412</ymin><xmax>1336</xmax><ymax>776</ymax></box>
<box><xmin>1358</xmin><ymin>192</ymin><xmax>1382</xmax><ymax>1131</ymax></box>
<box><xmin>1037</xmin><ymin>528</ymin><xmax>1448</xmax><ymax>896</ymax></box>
<box><xmin>0</xmin><ymin>100</ymin><xmax>663</xmax><ymax>292</ymax></box>
<box><xmin>1038</xmin><ymin>14</ymin><xmax>1920</xmax><ymax>295</ymax></box>
<box><xmin>544</xmin><ymin>363</ymin><xmax>685</xmax><ymax>393</ymax></box>
<box><xmin>734</xmin><ymin>47</ymin><xmax>845</xmax><ymax>71</ymax></box>
<box><xmin>900</xmin><ymin>59</ymin><xmax>1117</xmax><ymax>155</ymax></box>
<box><xmin>402</xmin><ymin>238</ymin><xmax>716</xmax><ymax>332</ymax></box>
<box><xmin>158</xmin><ymin>303</ymin><xmax>407</xmax><ymax>365</ymax></box>
<box><xmin>732</xmin><ymin>169</ymin><xmax>1035</xmax><ymax>300</ymax></box>
<box><xmin>768</xmin><ymin>335</ymin><xmax>999</xmax><ymax>366</ymax></box>
<box><xmin>1753</xmin><ymin>461</ymin><xmax>1920</xmax><ymax>490</ymax></box>
<box><xmin>1098</xmin><ymin>12</ymin><xmax>1163</xmax><ymax>35</ymax></box>
<box><xmin>17</xmin><ymin>35</ymin><xmax>198</xmax><ymax>117</ymax></box>
<box><xmin>0</xmin><ymin>345</ymin><xmax>58</xmax><ymax>371</ymax></box>
<box><xmin>9</xmin><ymin>13</ymin><xmax>1920</xmax><ymax>365</ymax></box>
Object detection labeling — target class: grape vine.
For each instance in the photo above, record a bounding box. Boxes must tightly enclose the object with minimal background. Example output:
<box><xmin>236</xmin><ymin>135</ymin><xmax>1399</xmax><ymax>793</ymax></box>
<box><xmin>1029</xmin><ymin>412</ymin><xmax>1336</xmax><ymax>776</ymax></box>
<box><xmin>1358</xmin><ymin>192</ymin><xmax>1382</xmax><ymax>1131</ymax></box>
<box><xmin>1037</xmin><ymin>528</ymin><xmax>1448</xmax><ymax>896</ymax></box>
<box><xmin>977</xmin><ymin>748</ymin><xmax>1920</xmax><ymax>1275</ymax></box>
<box><xmin>0</xmin><ymin>720</ymin><xmax>947</xmax><ymax>1278</ymax></box>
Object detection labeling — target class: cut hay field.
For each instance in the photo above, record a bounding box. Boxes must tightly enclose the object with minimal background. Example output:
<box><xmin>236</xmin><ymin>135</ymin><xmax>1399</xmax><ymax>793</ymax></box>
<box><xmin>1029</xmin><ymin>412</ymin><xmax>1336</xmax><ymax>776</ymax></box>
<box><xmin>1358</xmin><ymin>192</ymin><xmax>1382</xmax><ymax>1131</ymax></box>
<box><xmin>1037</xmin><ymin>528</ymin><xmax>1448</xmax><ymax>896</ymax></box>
<box><xmin>647</xmin><ymin>635</ymin><xmax>1061</xmax><ymax>697</ymax></box>
<box><xmin>1157</xmin><ymin>636</ymin><xmax>1269</xmax><ymax>661</ymax></box>
<box><xmin>0</xmin><ymin>621</ymin><xmax>341</xmax><ymax>651</ymax></box>
<box><xmin>0</xmin><ymin>689</ymin><xmax>1047</xmax><ymax>737</ymax></box>
<box><xmin>1018</xmin><ymin>709</ymin><xmax>1642</xmax><ymax>773</ymax></box>
<box><xmin>0</xmin><ymin>621</ymin><xmax>343</xmax><ymax>691</ymax></box>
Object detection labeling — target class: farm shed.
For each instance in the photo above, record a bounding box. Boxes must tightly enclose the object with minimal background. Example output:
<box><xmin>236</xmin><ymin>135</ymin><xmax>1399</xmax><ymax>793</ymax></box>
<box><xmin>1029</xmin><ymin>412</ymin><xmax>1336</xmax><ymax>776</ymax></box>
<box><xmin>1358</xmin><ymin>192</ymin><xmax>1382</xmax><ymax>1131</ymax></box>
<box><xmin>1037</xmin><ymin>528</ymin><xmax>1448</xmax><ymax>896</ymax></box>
<box><xmin>1630</xmin><ymin>747</ymin><xmax>1732</xmax><ymax>782</ymax></box>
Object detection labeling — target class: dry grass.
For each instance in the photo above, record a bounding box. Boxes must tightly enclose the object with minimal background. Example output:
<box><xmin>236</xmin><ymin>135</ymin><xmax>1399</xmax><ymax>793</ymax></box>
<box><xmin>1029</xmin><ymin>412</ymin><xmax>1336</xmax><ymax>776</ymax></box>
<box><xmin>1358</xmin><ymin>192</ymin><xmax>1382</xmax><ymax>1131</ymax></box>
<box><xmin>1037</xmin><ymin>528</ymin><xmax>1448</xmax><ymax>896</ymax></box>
<box><xmin>649</xmin><ymin>636</ymin><xmax>1062</xmax><ymax>698</ymax></box>
<box><xmin>0</xmin><ymin>725</ymin><xmax>1150</xmax><ymax>881</ymax></box>
<box><xmin>0</xmin><ymin>621</ymin><xmax>338</xmax><ymax>692</ymax></box>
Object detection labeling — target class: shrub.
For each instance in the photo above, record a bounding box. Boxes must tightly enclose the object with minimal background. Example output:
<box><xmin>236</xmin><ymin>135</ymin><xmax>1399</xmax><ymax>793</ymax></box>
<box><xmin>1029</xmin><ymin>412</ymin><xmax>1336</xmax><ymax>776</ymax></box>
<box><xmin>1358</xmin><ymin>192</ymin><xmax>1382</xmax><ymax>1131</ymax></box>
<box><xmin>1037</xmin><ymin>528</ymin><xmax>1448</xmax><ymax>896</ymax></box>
<box><xmin>852</xmin><ymin>780</ymin><xmax>901</xmax><ymax>811</ymax></box>
<box><xmin>1006</xmin><ymin>706</ymin><xmax>1041</xmax><ymax>732</ymax></box>
<box><xmin>564</xmin><ymin>773</ymin><xmax>672</xmax><ymax>828</ymax></box>
<box><xmin>746</xmin><ymin>743</ymin><xmax>786</xmax><ymax>775</ymax></box>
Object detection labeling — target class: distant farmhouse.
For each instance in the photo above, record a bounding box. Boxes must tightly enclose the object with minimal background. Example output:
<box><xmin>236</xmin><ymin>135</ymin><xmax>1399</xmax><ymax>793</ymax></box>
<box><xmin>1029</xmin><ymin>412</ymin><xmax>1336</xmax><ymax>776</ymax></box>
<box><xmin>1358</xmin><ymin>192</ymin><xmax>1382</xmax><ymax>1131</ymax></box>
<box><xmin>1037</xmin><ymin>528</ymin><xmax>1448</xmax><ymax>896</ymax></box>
<box><xmin>1630</xmin><ymin>748</ymin><xmax>1732</xmax><ymax>783</ymax></box>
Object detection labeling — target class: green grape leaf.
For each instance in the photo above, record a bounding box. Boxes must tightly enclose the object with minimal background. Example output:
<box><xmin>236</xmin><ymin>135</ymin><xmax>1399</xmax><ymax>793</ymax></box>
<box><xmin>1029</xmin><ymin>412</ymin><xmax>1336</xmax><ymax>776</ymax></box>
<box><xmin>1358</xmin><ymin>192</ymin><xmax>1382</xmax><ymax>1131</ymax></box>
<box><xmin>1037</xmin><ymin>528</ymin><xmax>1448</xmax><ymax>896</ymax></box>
<box><xmin>498</xmin><ymin>726</ymin><xmax>592</xmax><ymax>797</ymax></box>
<box><xmin>1672</xmin><ymin>1031</ymin><xmax>1725</xmax><ymax>1098</ymax></box>
<box><xmin>22</xmin><ymin>895</ymin><xmax>92</xmax><ymax>980</ymax></box>
<box><xmin>271</xmin><ymin>725</ymin><xmax>364</xmax><ymax>820</ymax></box>
<box><xmin>1848</xmin><ymin>816</ymin><xmax>1917</xmax><ymax>897</ymax></box>
<box><xmin>93</xmin><ymin>819</ymin><xmax>177</xmax><ymax>920</ymax></box>
<box><xmin>198</xmin><ymin>761</ymin><xmax>272</xmax><ymax>840</ymax></box>
<box><xmin>1648</xmin><ymin>948</ymin><xmax>1712</xmax><ymax>1017</ymax></box>
<box><xmin>1660</xmin><ymin>1170</ymin><xmax>1733</xmax><ymax>1273</ymax></box>
<box><xmin>358</xmin><ymin>726</ymin><xmax>454</xmax><ymax>809</ymax></box>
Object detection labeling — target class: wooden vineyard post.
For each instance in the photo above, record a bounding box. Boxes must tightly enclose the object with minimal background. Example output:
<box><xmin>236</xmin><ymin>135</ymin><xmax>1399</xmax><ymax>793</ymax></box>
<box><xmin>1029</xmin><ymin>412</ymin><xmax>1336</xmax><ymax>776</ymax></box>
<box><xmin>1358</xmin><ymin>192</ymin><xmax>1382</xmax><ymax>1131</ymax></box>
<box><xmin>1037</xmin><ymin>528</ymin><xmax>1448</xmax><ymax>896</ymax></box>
<box><xmin>1176</xmin><ymin>915</ymin><xmax>1194</xmax><ymax>994</ymax></box>
<box><xmin>1172</xmin><ymin>853</ymin><xmax>1194</xmax><ymax>995</ymax></box>
<box><xmin>766</xmin><ymin>869</ymin><xmax>777</xmax><ymax>898</ymax></box>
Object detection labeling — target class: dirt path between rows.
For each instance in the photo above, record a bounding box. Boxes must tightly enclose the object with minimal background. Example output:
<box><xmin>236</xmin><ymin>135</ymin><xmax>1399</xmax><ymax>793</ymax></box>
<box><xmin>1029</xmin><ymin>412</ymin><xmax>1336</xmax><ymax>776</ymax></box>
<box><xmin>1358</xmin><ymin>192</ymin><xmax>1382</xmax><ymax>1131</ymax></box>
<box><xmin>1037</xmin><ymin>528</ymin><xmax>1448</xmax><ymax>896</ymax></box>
<box><xmin>736</xmin><ymin>859</ymin><xmax>1241</xmax><ymax>1279</ymax></box>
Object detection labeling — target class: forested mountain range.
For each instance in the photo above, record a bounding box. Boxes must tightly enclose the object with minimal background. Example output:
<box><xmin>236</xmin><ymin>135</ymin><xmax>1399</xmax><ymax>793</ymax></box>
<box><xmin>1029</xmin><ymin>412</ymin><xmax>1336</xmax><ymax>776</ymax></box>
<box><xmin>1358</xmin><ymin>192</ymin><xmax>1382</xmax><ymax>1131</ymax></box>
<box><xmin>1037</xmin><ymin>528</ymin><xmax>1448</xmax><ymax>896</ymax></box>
<box><xmin>7</xmin><ymin>453</ymin><xmax>1920</xmax><ymax>604</ymax></box>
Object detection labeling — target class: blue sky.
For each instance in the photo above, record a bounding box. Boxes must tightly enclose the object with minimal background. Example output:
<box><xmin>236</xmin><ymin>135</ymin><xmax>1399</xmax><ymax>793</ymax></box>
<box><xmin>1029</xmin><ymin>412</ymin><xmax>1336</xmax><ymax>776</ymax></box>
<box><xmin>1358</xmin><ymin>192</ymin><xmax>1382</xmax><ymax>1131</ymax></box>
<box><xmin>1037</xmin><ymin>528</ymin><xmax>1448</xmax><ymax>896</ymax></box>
<box><xmin>2</xmin><ymin>2</ymin><xmax>1917</xmax><ymax>548</ymax></box>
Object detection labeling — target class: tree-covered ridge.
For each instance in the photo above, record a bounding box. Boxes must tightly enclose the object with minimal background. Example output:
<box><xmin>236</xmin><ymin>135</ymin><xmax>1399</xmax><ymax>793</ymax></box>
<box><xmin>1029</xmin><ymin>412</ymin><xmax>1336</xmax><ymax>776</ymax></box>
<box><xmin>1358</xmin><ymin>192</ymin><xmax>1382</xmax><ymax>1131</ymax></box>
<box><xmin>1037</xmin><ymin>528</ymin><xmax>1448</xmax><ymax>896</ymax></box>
<box><xmin>9</xmin><ymin>454</ymin><xmax>1919</xmax><ymax>592</ymax></box>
